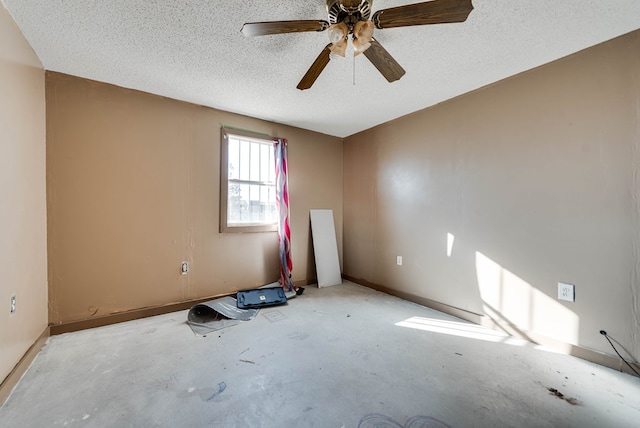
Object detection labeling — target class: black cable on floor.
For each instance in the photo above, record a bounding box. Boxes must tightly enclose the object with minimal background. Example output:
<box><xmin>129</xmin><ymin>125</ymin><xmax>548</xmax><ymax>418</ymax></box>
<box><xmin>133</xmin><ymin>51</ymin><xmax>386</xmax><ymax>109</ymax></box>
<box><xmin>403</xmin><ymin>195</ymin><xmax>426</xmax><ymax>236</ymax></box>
<box><xmin>599</xmin><ymin>330</ymin><xmax>640</xmax><ymax>376</ymax></box>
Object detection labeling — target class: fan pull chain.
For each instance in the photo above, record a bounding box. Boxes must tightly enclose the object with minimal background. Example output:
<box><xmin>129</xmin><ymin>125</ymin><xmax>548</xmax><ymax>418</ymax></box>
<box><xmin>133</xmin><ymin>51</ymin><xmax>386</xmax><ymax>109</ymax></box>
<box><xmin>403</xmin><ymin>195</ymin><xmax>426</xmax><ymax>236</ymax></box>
<box><xmin>353</xmin><ymin>54</ymin><xmax>356</xmax><ymax>86</ymax></box>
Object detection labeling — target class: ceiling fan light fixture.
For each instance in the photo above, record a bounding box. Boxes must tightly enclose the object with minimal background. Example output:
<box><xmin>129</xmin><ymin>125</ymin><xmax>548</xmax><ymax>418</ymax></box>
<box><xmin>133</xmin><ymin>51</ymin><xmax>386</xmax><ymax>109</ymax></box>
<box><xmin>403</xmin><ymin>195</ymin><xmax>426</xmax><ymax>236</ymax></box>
<box><xmin>328</xmin><ymin>22</ymin><xmax>349</xmax><ymax>56</ymax></box>
<box><xmin>352</xmin><ymin>20</ymin><xmax>374</xmax><ymax>55</ymax></box>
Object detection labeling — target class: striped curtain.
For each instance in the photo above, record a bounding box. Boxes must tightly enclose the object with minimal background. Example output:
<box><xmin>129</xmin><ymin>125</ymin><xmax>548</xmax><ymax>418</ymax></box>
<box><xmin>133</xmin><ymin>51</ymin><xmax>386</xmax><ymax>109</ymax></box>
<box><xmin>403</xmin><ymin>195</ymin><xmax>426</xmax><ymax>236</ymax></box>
<box><xmin>274</xmin><ymin>138</ymin><xmax>294</xmax><ymax>291</ymax></box>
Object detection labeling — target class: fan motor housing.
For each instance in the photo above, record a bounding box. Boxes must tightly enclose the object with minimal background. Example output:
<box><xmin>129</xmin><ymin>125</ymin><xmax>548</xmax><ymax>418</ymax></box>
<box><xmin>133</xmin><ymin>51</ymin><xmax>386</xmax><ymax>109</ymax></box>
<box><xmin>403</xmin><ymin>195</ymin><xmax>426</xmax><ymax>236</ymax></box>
<box><xmin>327</xmin><ymin>0</ymin><xmax>372</xmax><ymax>26</ymax></box>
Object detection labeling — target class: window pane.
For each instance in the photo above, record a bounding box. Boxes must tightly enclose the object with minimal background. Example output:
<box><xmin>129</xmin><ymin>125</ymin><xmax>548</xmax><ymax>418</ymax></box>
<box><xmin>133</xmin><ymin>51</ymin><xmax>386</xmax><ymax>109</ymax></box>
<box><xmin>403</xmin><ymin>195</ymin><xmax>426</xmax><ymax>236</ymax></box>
<box><xmin>239</xmin><ymin>139</ymin><xmax>250</xmax><ymax>181</ymax></box>
<box><xmin>249</xmin><ymin>142</ymin><xmax>260</xmax><ymax>181</ymax></box>
<box><xmin>259</xmin><ymin>186</ymin><xmax>267</xmax><ymax>223</ymax></box>
<box><xmin>228</xmin><ymin>137</ymin><xmax>239</xmax><ymax>180</ymax></box>
<box><xmin>269</xmin><ymin>149</ymin><xmax>276</xmax><ymax>183</ymax></box>
<box><xmin>228</xmin><ymin>182</ymin><xmax>249</xmax><ymax>224</ymax></box>
<box><xmin>249</xmin><ymin>184</ymin><xmax>259</xmax><ymax>222</ymax></box>
<box><xmin>258</xmin><ymin>185</ymin><xmax>273</xmax><ymax>223</ymax></box>
<box><xmin>260</xmin><ymin>144</ymin><xmax>271</xmax><ymax>183</ymax></box>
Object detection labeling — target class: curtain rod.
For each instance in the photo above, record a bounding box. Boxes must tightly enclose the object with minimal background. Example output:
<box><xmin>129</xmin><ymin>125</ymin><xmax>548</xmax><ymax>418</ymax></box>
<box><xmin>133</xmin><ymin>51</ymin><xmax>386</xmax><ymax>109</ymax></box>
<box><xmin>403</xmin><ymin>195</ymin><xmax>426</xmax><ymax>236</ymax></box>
<box><xmin>222</xmin><ymin>125</ymin><xmax>272</xmax><ymax>139</ymax></box>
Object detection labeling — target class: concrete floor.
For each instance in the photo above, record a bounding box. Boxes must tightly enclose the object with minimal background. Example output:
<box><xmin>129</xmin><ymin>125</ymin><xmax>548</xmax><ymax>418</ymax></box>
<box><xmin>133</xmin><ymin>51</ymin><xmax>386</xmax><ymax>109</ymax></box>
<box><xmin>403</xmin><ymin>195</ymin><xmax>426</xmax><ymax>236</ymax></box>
<box><xmin>1</xmin><ymin>281</ymin><xmax>639</xmax><ymax>427</ymax></box>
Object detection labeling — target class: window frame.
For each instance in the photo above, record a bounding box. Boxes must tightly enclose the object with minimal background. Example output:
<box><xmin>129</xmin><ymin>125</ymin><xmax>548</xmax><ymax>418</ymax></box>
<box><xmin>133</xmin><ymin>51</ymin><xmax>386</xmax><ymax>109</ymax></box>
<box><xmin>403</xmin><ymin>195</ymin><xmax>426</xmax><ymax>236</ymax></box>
<box><xmin>220</xmin><ymin>127</ymin><xmax>278</xmax><ymax>233</ymax></box>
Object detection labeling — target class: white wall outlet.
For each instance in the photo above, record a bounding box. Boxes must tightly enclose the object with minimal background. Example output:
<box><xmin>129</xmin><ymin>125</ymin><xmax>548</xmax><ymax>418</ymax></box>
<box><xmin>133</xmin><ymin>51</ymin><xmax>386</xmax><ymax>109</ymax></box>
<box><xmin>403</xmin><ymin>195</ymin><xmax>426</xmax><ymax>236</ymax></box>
<box><xmin>558</xmin><ymin>282</ymin><xmax>575</xmax><ymax>302</ymax></box>
<box><xmin>396</xmin><ymin>256</ymin><xmax>403</xmax><ymax>266</ymax></box>
<box><xmin>181</xmin><ymin>261</ymin><xmax>189</xmax><ymax>275</ymax></box>
<box><xmin>10</xmin><ymin>295</ymin><xmax>16</xmax><ymax>315</ymax></box>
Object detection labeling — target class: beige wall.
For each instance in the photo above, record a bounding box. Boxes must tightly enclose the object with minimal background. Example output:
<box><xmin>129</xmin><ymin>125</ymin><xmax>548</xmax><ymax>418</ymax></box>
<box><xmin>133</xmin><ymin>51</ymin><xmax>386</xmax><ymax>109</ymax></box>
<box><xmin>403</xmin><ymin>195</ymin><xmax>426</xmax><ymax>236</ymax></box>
<box><xmin>344</xmin><ymin>30</ymin><xmax>640</xmax><ymax>358</ymax></box>
<box><xmin>0</xmin><ymin>4</ymin><xmax>47</xmax><ymax>383</ymax></box>
<box><xmin>46</xmin><ymin>73</ymin><xmax>342</xmax><ymax>325</ymax></box>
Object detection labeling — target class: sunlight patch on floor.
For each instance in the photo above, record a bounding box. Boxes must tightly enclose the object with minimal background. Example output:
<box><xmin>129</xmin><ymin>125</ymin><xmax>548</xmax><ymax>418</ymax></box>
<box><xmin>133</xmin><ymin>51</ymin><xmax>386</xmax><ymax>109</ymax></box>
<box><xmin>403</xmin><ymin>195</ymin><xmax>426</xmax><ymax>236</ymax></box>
<box><xmin>395</xmin><ymin>316</ymin><xmax>530</xmax><ymax>346</ymax></box>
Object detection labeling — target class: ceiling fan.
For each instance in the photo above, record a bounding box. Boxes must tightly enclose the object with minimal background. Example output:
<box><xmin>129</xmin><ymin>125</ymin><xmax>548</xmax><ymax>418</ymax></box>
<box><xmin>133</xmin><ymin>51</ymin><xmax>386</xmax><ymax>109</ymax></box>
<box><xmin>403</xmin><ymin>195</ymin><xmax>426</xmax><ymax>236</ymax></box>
<box><xmin>241</xmin><ymin>0</ymin><xmax>474</xmax><ymax>90</ymax></box>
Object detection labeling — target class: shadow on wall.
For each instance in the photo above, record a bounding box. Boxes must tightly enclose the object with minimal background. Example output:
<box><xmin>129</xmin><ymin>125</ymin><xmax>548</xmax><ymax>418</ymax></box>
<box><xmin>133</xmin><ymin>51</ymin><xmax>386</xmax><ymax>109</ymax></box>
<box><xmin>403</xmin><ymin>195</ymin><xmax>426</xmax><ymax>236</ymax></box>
<box><xmin>475</xmin><ymin>250</ymin><xmax>579</xmax><ymax>351</ymax></box>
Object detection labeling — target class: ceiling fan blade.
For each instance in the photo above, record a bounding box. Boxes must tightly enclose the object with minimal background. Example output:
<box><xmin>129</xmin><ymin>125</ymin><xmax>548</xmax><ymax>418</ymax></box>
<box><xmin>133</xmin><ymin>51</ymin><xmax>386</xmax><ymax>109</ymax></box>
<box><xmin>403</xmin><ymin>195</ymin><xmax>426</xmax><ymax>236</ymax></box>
<box><xmin>297</xmin><ymin>44</ymin><xmax>333</xmax><ymax>90</ymax></box>
<box><xmin>241</xmin><ymin>20</ymin><xmax>329</xmax><ymax>37</ymax></box>
<box><xmin>363</xmin><ymin>39</ymin><xmax>406</xmax><ymax>83</ymax></box>
<box><xmin>372</xmin><ymin>0</ymin><xmax>473</xmax><ymax>29</ymax></box>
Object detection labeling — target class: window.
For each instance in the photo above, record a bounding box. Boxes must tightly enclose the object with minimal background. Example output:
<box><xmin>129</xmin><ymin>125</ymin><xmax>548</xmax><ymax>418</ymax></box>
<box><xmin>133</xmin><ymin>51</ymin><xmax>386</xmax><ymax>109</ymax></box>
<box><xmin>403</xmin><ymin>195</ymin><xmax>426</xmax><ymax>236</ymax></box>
<box><xmin>220</xmin><ymin>128</ymin><xmax>278</xmax><ymax>232</ymax></box>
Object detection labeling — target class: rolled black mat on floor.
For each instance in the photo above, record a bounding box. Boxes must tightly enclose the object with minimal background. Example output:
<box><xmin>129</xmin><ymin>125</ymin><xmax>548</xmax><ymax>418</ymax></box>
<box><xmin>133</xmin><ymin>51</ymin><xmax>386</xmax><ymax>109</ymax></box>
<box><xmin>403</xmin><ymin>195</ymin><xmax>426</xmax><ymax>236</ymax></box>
<box><xmin>186</xmin><ymin>296</ymin><xmax>259</xmax><ymax>335</ymax></box>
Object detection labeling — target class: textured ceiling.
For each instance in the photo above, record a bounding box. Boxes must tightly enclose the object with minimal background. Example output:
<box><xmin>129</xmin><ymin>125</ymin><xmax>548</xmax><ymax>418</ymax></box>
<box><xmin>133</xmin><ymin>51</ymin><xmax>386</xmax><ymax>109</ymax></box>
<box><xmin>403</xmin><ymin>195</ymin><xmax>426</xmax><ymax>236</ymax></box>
<box><xmin>3</xmin><ymin>0</ymin><xmax>640</xmax><ymax>137</ymax></box>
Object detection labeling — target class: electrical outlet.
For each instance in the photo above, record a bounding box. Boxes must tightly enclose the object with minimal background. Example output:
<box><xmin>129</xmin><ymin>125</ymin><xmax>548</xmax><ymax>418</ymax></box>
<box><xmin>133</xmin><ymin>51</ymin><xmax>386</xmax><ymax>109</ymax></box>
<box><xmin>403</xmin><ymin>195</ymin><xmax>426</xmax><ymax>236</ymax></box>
<box><xmin>396</xmin><ymin>256</ymin><xmax>403</xmax><ymax>266</ymax></box>
<box><xmin>181</xmin><ymin>261</ymin><xmax>189</xmax><ymax>275</ymax></box>
<box><xmin>10</xmin><ymin>295</ymin><xmax>16</xmax><ymax>315</ymax></box>
<box><xmin>558</xmin><ymin>282</ymin><xmax>575</xmax><ymax>302</ymax></box>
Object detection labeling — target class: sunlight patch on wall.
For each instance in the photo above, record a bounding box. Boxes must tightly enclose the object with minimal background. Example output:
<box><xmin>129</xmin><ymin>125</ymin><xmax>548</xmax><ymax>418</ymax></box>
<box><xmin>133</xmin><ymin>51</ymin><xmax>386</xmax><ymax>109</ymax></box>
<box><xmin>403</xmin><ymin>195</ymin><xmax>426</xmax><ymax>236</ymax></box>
<box><xmin>447</xmin><ymin>233</ymin><xmax>455</xmax><ymax>257</ymax></box>
<box><xmin>475</xmin><ymin>251</ymin><xmax>579</xmax><ymax>345</ymax></box>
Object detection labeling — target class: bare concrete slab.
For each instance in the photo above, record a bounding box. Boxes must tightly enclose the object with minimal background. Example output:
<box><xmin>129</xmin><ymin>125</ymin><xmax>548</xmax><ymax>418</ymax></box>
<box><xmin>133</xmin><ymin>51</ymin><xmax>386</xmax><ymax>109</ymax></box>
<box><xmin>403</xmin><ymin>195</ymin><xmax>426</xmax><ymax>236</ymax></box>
<box><xmin>1</xmin><ymin>281</ymin><xmax>639</xmax><ymax>427</ymax></box>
